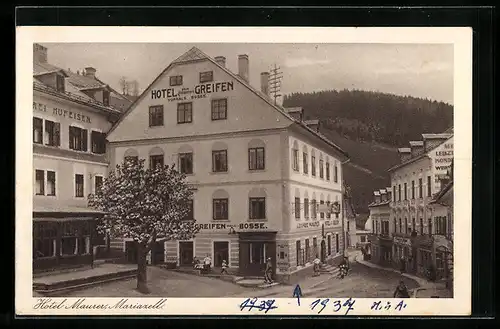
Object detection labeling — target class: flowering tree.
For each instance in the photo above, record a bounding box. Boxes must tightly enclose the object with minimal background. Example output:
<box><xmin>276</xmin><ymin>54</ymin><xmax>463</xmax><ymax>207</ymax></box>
<box><xmin>88</xmin><ymin>159</ymin><xmax>199</xmax><ymax>293</ymax></box>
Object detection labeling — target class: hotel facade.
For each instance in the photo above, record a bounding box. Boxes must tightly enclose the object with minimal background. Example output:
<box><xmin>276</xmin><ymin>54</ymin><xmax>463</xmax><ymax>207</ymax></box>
<box><xmin>32</xmin><ymin>44</ymin><xmax>130</xmax><ymax>272</ymax></box>
<box><xmin>106</xmin><ymin>47</ymin><xmax>349</xmax><ymax>282</ymax></box>
<box><xmin>368</xmin><ymin>130</ymin><xmax>454</xmax><ymax>283</ymax></box>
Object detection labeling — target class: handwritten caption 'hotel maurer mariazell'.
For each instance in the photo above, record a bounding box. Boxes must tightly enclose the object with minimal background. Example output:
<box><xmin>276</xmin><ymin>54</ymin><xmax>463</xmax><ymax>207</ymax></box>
<box><xmin>151</xmin><ymin>81</ymin><xmax>234</xmax><ymax>102</ymax></box>
<box><xmin>33</xmin><ymin>298</ymin><xmax>167</xmax><ymax>310</ymax></box>
<box><xmin>33</xmin><ymin>101</ymin><xmax>92</xmax><ymax>123</ymax></box>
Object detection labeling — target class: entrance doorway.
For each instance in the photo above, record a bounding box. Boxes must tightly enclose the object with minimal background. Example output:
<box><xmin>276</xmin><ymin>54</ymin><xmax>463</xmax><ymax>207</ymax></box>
<box><xmin>213</xmin><ymin>241</ymin><xmax>229</xmax><ymax>267</ymax></box>
<box><xmin>151</xmin><ymin>241</ymin><xmax>165</xmax><ymax>265</ymax></box>
<box><xmin>238</xmin><ymin>232</ymin><xmax>277</xmax><ymax>277</ymax></box>
<box><xmin>320</xmin><ymin>239</ymin><xmax>326</xmax><ymax>262</ymax></box>
<box><xmin>179</xmin><ymin>241</ymin><xmax>194</xmax><ymax>266</ymax></box>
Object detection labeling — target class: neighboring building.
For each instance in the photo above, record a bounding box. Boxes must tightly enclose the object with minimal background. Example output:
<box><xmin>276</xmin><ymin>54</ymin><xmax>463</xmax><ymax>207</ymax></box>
<box><xmin>386</xmin><ymin>131</ymin><xmax>453</xmax><ymax>278</ymax></box>
<box><xmin>106</xmin><ymin>47</ymin><xmax>349</xmax><ymax>282</ymax></box>
<box><xmin>32</xmin><ymin>44</ymin><xmax>130</xmax><ymax>272</ymax></box>
<box><xmin>367</xmin><ymin>188</ymin><xmax>392</xmax><ymax>267</ymax></box>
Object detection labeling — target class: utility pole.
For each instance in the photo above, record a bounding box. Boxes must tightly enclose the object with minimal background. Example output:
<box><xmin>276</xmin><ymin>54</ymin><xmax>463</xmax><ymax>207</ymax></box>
<box><xmin>268</xmin><ymin>64</ymin><xmax>283</xmax><ymax>105</ymax></box>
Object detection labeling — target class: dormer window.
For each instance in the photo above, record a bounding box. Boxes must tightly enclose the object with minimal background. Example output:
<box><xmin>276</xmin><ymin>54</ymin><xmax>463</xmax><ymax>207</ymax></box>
<box><xmin>56</xmin><ymin>74</ymin><xmax>65</xmax><ymax>93</ymax></box>
<box><xmin>103</xmin><ymin>90</ymin><xmax>110</xmax><ymax>106</ymax></box>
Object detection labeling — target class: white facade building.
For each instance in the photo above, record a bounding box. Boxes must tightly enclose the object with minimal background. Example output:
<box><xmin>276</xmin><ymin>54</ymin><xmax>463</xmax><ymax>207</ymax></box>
<box><xmin>106</xmin><ymin>47</ymin><xmax>349</xmax><ymax>282</ymax></box>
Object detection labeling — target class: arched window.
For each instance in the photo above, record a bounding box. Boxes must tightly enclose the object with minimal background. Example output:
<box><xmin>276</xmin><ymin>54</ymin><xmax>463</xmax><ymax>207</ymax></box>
<box><xmin>325</xmin><ymin>156</ymin><xmax>331</xmax><ymax>180</ymax></box>
<box><xmin>178</xmin><ymin>144</ymin><xmax>194</xmax><ymax>174</ymax></box>
<box><xmin>148</xmin><ymin>146</ymin><xmax>164</xmax><ymax>170</ymax></box>
<box><xmin>291</xmin><ymin>140</ymin><xmax>299</xmax><ymax>171</ymax></box>
<box><xmin>319</xmin><ymin>153</ymin><xmax>324</xmax><ymax>179</ymax></box>
<box><xmin>124</xmin><ymin>148</ymin><xmax>139</xmax><ymax>163</ymax></box>
<box><xmin>249</xmin><ymin>187</ymin><xmax>267</xmax><ymax>220</ymax></box>
<box><xmin>212</xmin><ymin>189</ymin><xmax>229</xmax><ymax>220</ymax></box>
<box><xmin>311</xmin><ymin>192</ymin><xmax>317</xmax><ymax>219</ymax></box>
<box><xmin>212</xmin><ymin>142</ymin><xmax>228</xmax><ymax>173</ymax></box>
<box><xmin>319</xmin><ymin>193</ymin><xmax>325</xmax><ymax>219</ymax></box>
<box><xmin>303</xmin><ymin>190</ymin><xmax>310</xmax><ymax>219</ymax></box>
<box><xmin>248</xmin><ymin>139</ymin><xmax>266</xmax><ymax>171</ymax></box>
<box><xmin>311</xmin><ymin>149</ymin><xmax>317</xmax><ymax>177</ymax></box>
<box><xmin>302</xmin><ymin>145</ymin><xmax>309</xmax><ymax>174</ymax></box>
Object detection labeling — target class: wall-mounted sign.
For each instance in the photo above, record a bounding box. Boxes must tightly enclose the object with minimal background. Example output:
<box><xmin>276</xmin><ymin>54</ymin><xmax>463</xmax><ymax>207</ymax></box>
<box><xmin>33</xmin><ymin>101</ymin><xmax>92</xmax><ymax>123</ymax></box>
<box><xmin>151</xmin><ymin>81</ymin><xmax>235</xmax><ymax>102</ymax></box>
<box><xmin>276</xmin><ymin>243</ymin><xmax>289</xmax><ymax>272</ymax></box>
<box><xmin>434</xmin><ymin>143</ymin><xmax>453</xmax><ymax>173</ymax></box>
<box><xmin>393</xmin><ymin>236</ymin><xmax>412</xmax><ymax>246</ymax></box>
<box><xmin>194</xmin><ymin>222</ymin><xmax>268</xmax><ymax>231</ymax></box>
<box><xmin>297</xmin><ymin>221</ymin><xmax>320</xmax><ymax>229</ymax></box>
<box><xmin>325</xmin><ymin>219</ymin><xmax>341</xmax><ymax>227</ymax></box>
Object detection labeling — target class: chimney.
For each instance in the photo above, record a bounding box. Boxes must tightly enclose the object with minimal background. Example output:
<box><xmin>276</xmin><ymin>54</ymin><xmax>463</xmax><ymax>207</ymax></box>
<box><xmin>284</xmin><ymin>107</ymin><xmax>304</xmax><ymax>121</ymax></box>
<box><xmin>304</xmin><ymin>119</ymin><xmax>320</xmax><ymax>132</ymax></box>
<box><xmin>260</xmin><ymin>72</ymin><xmax>270</xmax><ymax>95</ymax></box>
<box><xmin>214</xmin><ymin>56</ymin><xmax>226</xmax><ymax>68</ymax></box>
<box><xmin>380</xmin><ymin>189</ymin><xmax>387</xmax><ymax>202</ymax></box>
<box><xmin>409</xmin><ymin>141</ymin><xmax>425</xmax><ymax>157</ymax></box>
<box><xmin>84</xmin><ymin>67</ymin><xmax>97</xmax><ymax>79</ymax></box>
<box><xmin>422</xmin><ymin>133</ymin><xmax>452</xmax><ymax>151</ymax></box>
<box><xmin>398</xmin><ymin>147</ymin><xmax>412</xmax><ymax>163</ymax></box>
<box><xmin>374</xmin><ymin>191</ymin><xmax>381</xmax><ymax>203</ymax></box>
<box><xmin>238</xmin><ymin>54</ymin><xmax>249</xmax><ymax>82</ymax></box>
<box><xmin>33</xmin><ymin>43</ymin><xmax>48</xmax><ymax>63</ymax></box>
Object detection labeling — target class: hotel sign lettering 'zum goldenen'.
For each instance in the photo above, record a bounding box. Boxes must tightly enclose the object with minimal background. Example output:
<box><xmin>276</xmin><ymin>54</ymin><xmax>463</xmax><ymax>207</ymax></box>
<box><xmin>151</xmin><ymin>81</ymin><xmax>235</xmax><ymax>102</ymax></box>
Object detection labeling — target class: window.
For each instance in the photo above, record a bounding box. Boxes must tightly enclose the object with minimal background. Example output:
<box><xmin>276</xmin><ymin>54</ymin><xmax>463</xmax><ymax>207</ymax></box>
<box><xmin>360</xmin><ymin>236</ymin><xmax>366</xmax><ymax>243</ymax></box>
<box><xmin>212</xmin><ymin>150</ymin><xmax>228</xmax><ymax>172</ymax></box>
<box><xmin>404</xmin><ymin>183</ymin><xmax>407</xmax><ymax>200</ymax></box>
<box><xmin>199</xmin><ymin>71</ymin><xmax>214</xmax><ymax>83</ymax></box>
<box><xmin>327</xmin><ymin>235</ymin><xmax>332</xmax><ymax>255</ymax></box>
<box><xmin>69</xmin><ymin>126</ymin><xmax>88</xmax><ymax>151</ymax></box>
<box><xmin>33</xmin><ymin>117</ymin><xmax>43</xmax><ymax>144</ymax></box>
<box><xmin>311</xmin><ymin>199</ymin><xmax>317</xmax><ymax>219</ymax></box>
<box><xmin>382</xmin><ymin>221</ymin><xmax>390</xmax><ymax>235</ymax></box>
<box><xmin>326</xmin><ymin>201</ymin><xmax>331</xmax><ymax>218</ymax></box>
<box><xmin>411</xmin><ymin>180</ymin><xmax>415</xmax><ymax>199</ymax></box>
<box><xmin>292</xmin><ymin>149</ymin><xmax>299</xmax><ymax>171</ymax></box>
<box><xmin>319</xmin><ymin>160</ymin><xmax>324</xmax><ymax>178</ymax></box>
<box><xmin>47</xmin><ymin>171</ymin><xmax>56</xmax><ymax>196</ymax></box>
<box><xmin>334</xmin><ymin>163</ymin><xmax>338</xmax><ymax>183</ymax></box>
<box><xmin>398</xmin><ymin>184</ymin><xmax>401</xmax><ymax>201</ymax></box>
<box><xmin>213</xmin><ymin>198</ymin><xmax>228</xmax><ymax>220</ymax></box>
<box><xmin>184</xmin><ymin>200</ymin><xmax>194</xmax><ymax>220</ymax></box>
<box><xmin>94</xmin><ymin>176</ymin><xmax>103</xmax><ymax>193</ymax></box>
<box><xmin>313</xmin><ymin>238</ymin><xmax>318</xmax><ymax>258</ymax></box>
<box><xmin>305</xmin><ymin>239</ymin><xmax>310</xmax><ymax>262</ymax></box>
<box><xmin>393</xmin><ymin>186</ymin><xmax>396</xmax><ymax>201</ymax></box>
<box><xmin>412</xmin><ymin>218</ymin><xmax>416</xmax><ymax>233</ymax></box>
<box><xmin>56</xmin><ymin>74</ymin><xmax>65</xmax><ymax>93</ymax></box>
<box><xmin>249</xmin><ymin>198</ymin><xmax>266</xmax><ymax>220</ymax></box>
<box><xmin>211</xmin><ymin>99</ymin><xmax>227</xmax><ymax>120</ymax></box>
<box><xmin>75</xmin><ymin>174</ymin><xmax>84</xmax><ymax>198</ymax></box>
<box><xmin>435</xmin><ymin>216</ymin><xmax>448</xmax><ymax>235</ymax></box>
<box><xmin>170</xmin><ymin>75</ymin><xmax>183</xmax><ymax>86</ymax></box>
<box><xmin>347</xmin><ymin>220</ymin><xmax>350</xmax><ymax>231</ymax></box>
<box><xmin>179</xmin><ymin>153</ymin><xmax>193</xmax><ymax>174</ymax></box>
<box><xmin>419</xmin><ymin>178</ymin><xmax>423</xmax><ymax>198</ymax></box>
<box><xmin>311</xmin><ymin>156</ymin><xmax>316</xmax><ymax>176</ymax></box>
<box><xmin>320</xmin><ymin>200</ymin><xmax>325</xmax><ymax>219</ymax></box>
<box><xmin>428</xmin><ymin>218</ymin><xmax>433</xmax><ymax>235</ymax></box>
<box><xmin>296</xmin><ymin>240</ymin><xmax>304</xmax><ymax>267</ymax></box>
<box><xmin>149</xmin><ymin>105</ymin><xmax>164</xmax><ymax>127</ymax></box>
<box><xmin>60</xmin><ymin>222</ymin><xmax>77</xmax><ymax>256</ymax></box>
<box><xmin>427</xmin><ymin>176</ymin><xmax>432</xmax><ymax>197</ymax></box>
<box><xmin>294</xmin><ymin>198</ymin><xmax>301</xmax><ymax>219</ymax></box>
<box><xmin>103</xmin><ymin>90</ymin><xmax>110</xmax><ymax>106</ymax></box>
<box><xmin>393</xmin><ymin>219</ymin><xmax>397</xmax><ymax>233</ymax></box>
<box><xmin>335</xmin><ymin>234</ymin><xmax>339</xmax><ymax>253</ymax></box>
<box><xmin>33</xmin><ymin>223</ymin><xmax>56</xmax><ymax>259</ymax></box>
<box><xmin>304</xmin><ymin>198</ymin><xmax>309</xmax><ymax>219</ymax></box>
<box><xmin>91</xmin><ymin>131</ymin><xmax>106</xmax><ymax>154</ymax></box>
<box><xmin>35</xmin><ymin>170</ymin><xmax>44</xmax><ymax>195</ymax></box>
<box><xmin>398</xmin><ymin>218</ymin><xmax>402</xmax><ymax>233</ymax></box>
<box><xmin>326</xmin><ymin>162</ymin><xmax>330</xmax><ymax>180</ymax></box>
<box><xmin>149</xmin><ymin>154</ymin><xmax>164</xmax><ymax>170</ymax></box>
<box><xmin>249</xmin><ymin>147</ymin><xmax>265</xmax><ymax>170</ymax></box>
<box><xmin>303</xmin><ymin>152</ymin><xmax>308</xmax><ymax>174</ymax></box>
<box><xmin>177</xmin><ymin>102</ymin><xmax>193</xmax><ymax>124</ymax></box>
<box><xmin>404</xmin><ymin>218</ymin><xmax>408</xmax><ymax>234</ymax></box>
<box><xmin>420</xmin><ymin>218</ymin><xmax>424</xmax><ymax>235</ymax></box>
<box><xmin>45</xmin><ymin>120</ymin><xmax>60</xmax><ymax>147</ymax></box>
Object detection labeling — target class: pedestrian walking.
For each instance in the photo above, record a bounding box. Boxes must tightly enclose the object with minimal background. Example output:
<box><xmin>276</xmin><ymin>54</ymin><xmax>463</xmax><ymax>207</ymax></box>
<box><xmin>203</xmin><ymin>254</ymin><xmax>212</xmax><ymax>274</ymax></box>
<box><xmin>264</xmin><ymin>257</ymin><xmax>273</xmax><ymax>284</ymax></box>
<box><xmin>221</xmin><ymin>260</ymin><xmax>228</xmax><ymax>275</ymax></box>
<box><xmin>393</xmin><ymin>280</ymin><xmax>410</xmax><ymax>298</ymax></box>
<box><xmin>400</xmin><ymin>257</ymin><xmax>406</xmax><ymax>274</ymax></box>
<box><xmin>313</xmin><ymin>254</ymin><xmax>321</xmax><ymax>276</ymax></box>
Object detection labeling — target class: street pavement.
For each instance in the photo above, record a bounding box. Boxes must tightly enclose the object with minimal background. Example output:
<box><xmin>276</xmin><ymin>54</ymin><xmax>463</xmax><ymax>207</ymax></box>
<box><xmin>58</xmin><ymin>266</ymin><xmax>257</xmax><ymax>297</ymax></box>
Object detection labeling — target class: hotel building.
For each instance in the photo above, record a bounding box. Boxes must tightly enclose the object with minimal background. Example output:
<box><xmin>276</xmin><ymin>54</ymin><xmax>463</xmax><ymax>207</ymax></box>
<box><xmin>106</xmin><ymin>47</ymin><xmax>349</xmax><ymax>282</ymax></box>
<box><xmin>32</xmin><ymin>44</ymin><xmax>131</xmax><ymax>272</ymax></box>
<box><xmin>368</xmin><ymin>129</ymin><xmax>453</xmax><ymax>280</ymax></box>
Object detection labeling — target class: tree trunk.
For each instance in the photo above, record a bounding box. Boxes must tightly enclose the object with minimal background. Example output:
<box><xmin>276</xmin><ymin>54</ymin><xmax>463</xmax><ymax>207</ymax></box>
<box><xmin>136</xmin><ymin>243</ymin><xmax>150</xmax><ymax>294</ymax></box>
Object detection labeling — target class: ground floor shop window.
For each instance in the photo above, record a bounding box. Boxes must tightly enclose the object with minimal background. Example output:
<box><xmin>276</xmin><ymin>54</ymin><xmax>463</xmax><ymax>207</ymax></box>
<box><xmin>179</xmin><ymin>241</ymin><xmax>194</xmax><ymax>266</ymax></box>
<box><xmin>327</xmin><ymin>235</ymin><xmax>332</xmax><ymax>255</ymax></box>
<box><xmin>33</xmin><ymin>223</ymin><xmax>57</xmax><ymax>258</ymax></box>
<box><xmin>60</xmin><ymin>221</ymin><xmax>91</xmax><ymax>256</ymax></box>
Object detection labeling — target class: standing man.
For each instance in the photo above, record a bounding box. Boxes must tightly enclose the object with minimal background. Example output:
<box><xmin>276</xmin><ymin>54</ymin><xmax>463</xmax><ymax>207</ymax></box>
<box><xmin>203</xmin><ymin>254</ymin><xmax>212</xmax><ymax>273</ymax></box>
<box><xmin>264</xmin><ymin>257</ymin><xmax>273</xmax><ymax>284</ymax></box>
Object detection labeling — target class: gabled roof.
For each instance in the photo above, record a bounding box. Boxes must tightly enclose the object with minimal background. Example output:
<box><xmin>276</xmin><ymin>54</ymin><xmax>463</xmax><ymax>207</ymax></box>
<box><xmin>430</xmin><ymin>180</ymin><xmax>453</xmax><ymax>204</ymax></box>
<box><xmin>106</xmin><ymin>46</ymin><xmax>349</xmax><ymax>159</ymax></box>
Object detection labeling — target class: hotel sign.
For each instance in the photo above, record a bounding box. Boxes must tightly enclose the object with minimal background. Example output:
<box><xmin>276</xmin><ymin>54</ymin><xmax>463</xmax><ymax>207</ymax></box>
<box><xmin>434</xmin><ymin>143</ymin><xmax>453</xmax><ymax>174</ymax></box>
<box><xmin>194</xmin><ymin>222</ymin><xmax>268</xmax><ymax>231</ymax></box>
<box><xmin>297</xmin><ymin>219</ymin><xmax>340</xmax><ymax>229</ymax></box>
<box><xmin>151</xmin><ymin>81</ymin><xmax>234</xmax><ymax>102</ymax></box>
<box><xmin>33</xmin><ymin>101</ymin><xmax>92</xmax><ymax>123</ymax></box>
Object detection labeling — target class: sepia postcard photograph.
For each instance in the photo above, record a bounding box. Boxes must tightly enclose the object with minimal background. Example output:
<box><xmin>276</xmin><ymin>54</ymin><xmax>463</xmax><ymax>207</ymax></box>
<box><xmin>16</xmin><ymin>26</ymin><xmax>472</xmax><ymax>316</ymax></box>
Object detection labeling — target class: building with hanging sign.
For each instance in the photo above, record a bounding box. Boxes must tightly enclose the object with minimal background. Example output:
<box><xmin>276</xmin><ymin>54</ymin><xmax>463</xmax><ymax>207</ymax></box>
<box><xmin>32</xmin><ymin>44</ymin><xmax>131</xmax><ymax>272</ymax></box>
<box><xmin>106</xmin><ymin>47</ymin><xmax>349</xmax><ymax>282</ymax></box>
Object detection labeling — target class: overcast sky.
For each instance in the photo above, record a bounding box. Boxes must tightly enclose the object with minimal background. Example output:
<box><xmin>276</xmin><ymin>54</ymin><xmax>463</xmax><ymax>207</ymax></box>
<box><xmin>42</xmin><ymin>43</ymin><xmax>454</xmax><ymax>105</ymax></box>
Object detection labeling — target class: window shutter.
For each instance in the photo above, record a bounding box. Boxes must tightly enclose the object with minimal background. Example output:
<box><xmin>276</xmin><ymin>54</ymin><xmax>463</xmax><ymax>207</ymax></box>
<box><xmin>69</xmin><ymin>126</ymin><xmax>74</xmax><ymax>149</ymax></box>
<box><xmin>81</xmin><ymin>129</ymin><xmax>88</xmax><ymax>151</ymax></box>
<box><xmin>54</xmin><ymin>122</ymin><xmax>60</xmax><ymax>146</ymax></box>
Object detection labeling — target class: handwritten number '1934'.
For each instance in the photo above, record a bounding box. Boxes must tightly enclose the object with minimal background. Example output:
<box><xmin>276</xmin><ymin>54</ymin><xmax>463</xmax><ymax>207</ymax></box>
<box><xmin>310</xmin><ymin>298</ymin><xmax>355</xmax><ymax>315</ymax></box>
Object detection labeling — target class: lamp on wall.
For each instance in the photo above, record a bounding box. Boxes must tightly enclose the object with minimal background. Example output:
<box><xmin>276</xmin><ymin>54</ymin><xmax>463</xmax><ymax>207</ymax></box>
<box><xmin>228</xmin><ymin>227</ymin><xmax>237</xmax><ymax>235</ymax></box>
